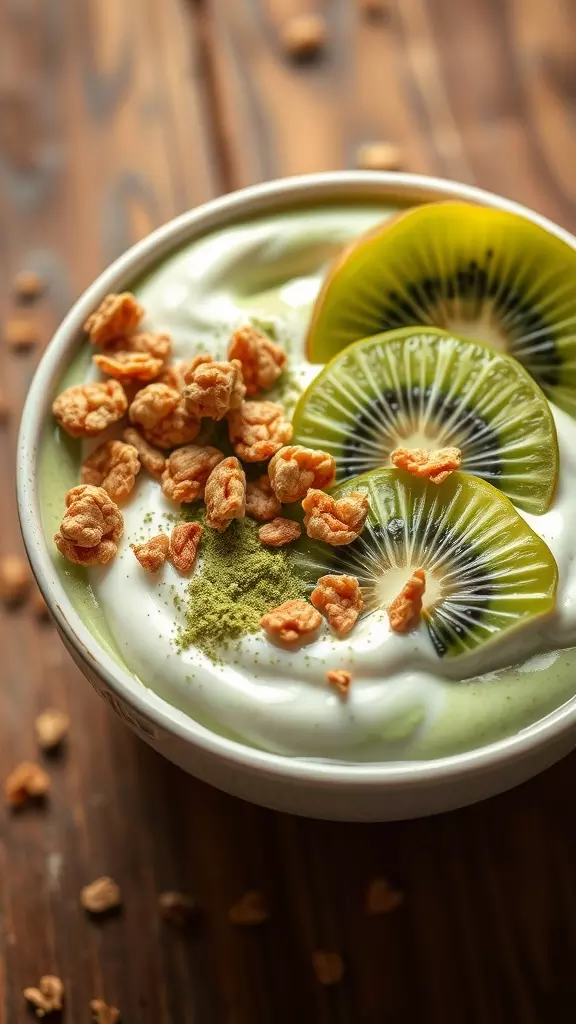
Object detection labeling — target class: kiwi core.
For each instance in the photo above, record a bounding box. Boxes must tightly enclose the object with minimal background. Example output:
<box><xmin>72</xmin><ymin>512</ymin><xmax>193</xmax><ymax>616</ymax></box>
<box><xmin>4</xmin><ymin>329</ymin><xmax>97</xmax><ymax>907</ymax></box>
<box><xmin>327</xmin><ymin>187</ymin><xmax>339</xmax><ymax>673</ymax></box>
<box><xmin>439</xmin><ymin>304</ymin><xmax>510</xmax><ymax>354</ymax></box>
<box><xmin>375</xmin><ymin>566</ymin><xmax>443</xmax><ymax>611</ymax></box>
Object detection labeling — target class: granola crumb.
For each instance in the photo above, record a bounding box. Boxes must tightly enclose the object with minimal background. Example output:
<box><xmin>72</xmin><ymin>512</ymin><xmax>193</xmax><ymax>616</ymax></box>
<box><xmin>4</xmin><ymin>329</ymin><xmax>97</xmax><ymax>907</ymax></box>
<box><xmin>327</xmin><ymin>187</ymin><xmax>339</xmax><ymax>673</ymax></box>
<box><xmin>158</xmin><ymin>891</ymin><xmax>197</xmax><ymax>926</ymax></box>
<box><xmin>311</xmin><ymin>574</ymin><xmax>363</xmax><ymax>634</ymax></box>
<box><xmin>228</xmin><ymin>400</ymin><xmax>292</xmax><ymax>462</ymax></box>
<box><xmin>245</xmin><ymin>475</ymin><xmax>282</xmax><ymax>522</ymax></box>
<box><xmin>84</xmin><ymin>292</ymin><xmax>143</xmax><ymax>346</ymax></box>
<box><xmin>90</xmin><ymin>998</ymin><xmax>121</xmax><ymax>1024</ymax></box>
<box><xmin>183</xmin><ymin>356</ymin><xmax>245</xmax><ymax>420</ymax></box>
<box><xmin>391</xmin><ymin>446</ymin><xmax>462</xmax><ymax>484</ymax></box>
<box><xmin>23</xmin><ymin>975</ymin><xmax>64</xmax><ymax>1018</ymax></box>
<box><xmin>13</xmin><ymin>269</ymin><xmax>45</xmax><ymax>302</ymax></box>
<box><xmin>204</xmin><ymin>456</ymin><xmax>246</xmax><ymax>532</ymax></box>
<box><xmin>53</xmin><ymin>380</ymin><xmax>128</xmax><ymax>438</ymax></box>
<box><xmin>356</xmin><ymin>141</ymin><xmax>403</xmax><ymax>171</ymax></box>
<box><xmin>388</xmin><ymin>568</ymin><xmax>426</xmax><ymax>633</ymax></box>
<box><xmin>261</xmin><ymin>599</ymin><xmax>322</xmax><ymax>643</ymax></box>
<box><xmin>169</xmin><ymin>522</ymin><xmax>203</xmax><ymax>574</ymax></box>
<box><xmin>81</xmin><ymin>439</ymin><xmax>140</xmax><ymax>503</ymax></box>
<box><xmin>302</xmin><ymin>489</ymin><xmax>368</xmax><ymax>546</ymax></box>
<box><xmin>281</xmin><ymin>14</ymin><xmax>326</xmax><ymax>60</ymax></box>
<box><xmin>81</xmin><ymin>876</ymin><xmax>122</xmax><ymax>915</ymax></box>
<box><xmin>326</xmin><ymin>669</ymin><xmax>352</xmax><ymax>697</ymax></box>
<box><xmin>228</xmin><ymin>325</ymin><xmax>287</xmax><ymax>396</ymax></box>
<box><xmin>4</xmin><ymin>315</ymin><xmax>40</xmax><ymax>351</ymax></box>
<box><xmin>5</xmin><ymin>761</ymin><xmax>50</xmax><ymax>807</ymax></box>
<box><xmin>366</xmin><ymin>877</ymin><xmax>404</xmax><ymax>915</ymax></box>
<box><xmin>228</xmin><ymin>890</ymin><xmax>269</xmax><ymax>926</ymax></box>
<box><xmin>162</xmin><ymin>444</ymin><xmax>225</xmax><ymax>504</ymax></box>
<box><xmin>258</xmin><ymin>518</ymin><xmax>301</xmax><ymax>547</ymax></box>
<box><xmin>122</xmin><ymin>427</ymin><xmax>166</xmax><ymax>479</ymax></box>
<box><xmin>55</xmin><ymin>485</ymin><xmax>123</xmax><ymax>566</ymax></box>
<box><xmin>312</xmin><ymin>951</ymin><xmax>344</xmax><ymax>986</ymax></box>
<box><xmin>0</xmin><ymin>554</ymin><xmax>32</xmax><ymax>606</ymax></box>
<box><xmin>268</xmin><ymin>445</ymin><xmax>336</xmax><ymax>503</ymax></box>
<box><xmin>35</xmin><ymin>709</ymin><xmax>70</xmax><ymax>751</ymax></box>
<box><xmin>131</xmin><ymin>534</ymin><xmax>169</xmax><ymax>574</ymax></box>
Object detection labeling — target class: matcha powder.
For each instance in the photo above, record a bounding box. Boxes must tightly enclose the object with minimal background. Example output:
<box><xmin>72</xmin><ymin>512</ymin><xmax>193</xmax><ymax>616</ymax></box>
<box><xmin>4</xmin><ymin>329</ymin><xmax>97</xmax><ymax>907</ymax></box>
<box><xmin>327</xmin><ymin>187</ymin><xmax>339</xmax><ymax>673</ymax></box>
<box><xmin>175</xmin><ymin>514</ymin><xmax>306</xmax><ymax>662</ymax></box>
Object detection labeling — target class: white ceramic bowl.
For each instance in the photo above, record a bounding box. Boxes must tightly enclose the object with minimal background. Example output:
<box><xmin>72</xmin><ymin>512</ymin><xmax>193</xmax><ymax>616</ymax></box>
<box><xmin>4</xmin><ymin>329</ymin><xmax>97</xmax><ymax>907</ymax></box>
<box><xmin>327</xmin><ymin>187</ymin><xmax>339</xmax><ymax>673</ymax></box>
<box><xmin>17</xmin><ymin>172</ymin><xmax>576</xmax><ymax>821</ymax></box>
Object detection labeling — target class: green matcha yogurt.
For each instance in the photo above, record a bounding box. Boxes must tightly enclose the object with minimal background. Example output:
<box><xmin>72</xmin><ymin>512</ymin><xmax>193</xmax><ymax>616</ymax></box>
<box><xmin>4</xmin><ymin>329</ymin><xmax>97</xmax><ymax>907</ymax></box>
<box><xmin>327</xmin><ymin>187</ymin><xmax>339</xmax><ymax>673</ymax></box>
<box><xmin>40</xmin><ymin>202</ymin><xmax>576</xmax><ymax>761</ymax></box>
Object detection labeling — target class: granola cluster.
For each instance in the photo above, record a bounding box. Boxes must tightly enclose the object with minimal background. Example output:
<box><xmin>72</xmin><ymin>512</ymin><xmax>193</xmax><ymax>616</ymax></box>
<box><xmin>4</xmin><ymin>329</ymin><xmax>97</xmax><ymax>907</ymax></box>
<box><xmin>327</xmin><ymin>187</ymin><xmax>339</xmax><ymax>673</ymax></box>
<box><xmin>268</xmin><ymin>445</ymin><xmax>336</xmax><ymax>502</ymax></box>
<box><xmin>302</xmin><ymin>489</ymin><xmax>368</xmax><ymax>546</ymax></box>
<box><xmin>205</xmin><ymin>457</ymin><xmax>246</xmax><ymax>532</ymax></box>
<box><xmin>162</xmin><ymin>444</ymin><xmax>224</xmax><ymax>503</ymax></box>
<box><xmin>53</xmin><ymin>379</ymin><xmax>127</xmax><ymax>437</ymax></box>
<box><xmin>245</xmin><ymin>475</ymin><xmax>282</xmax><ymax>521</ymax></box>
<box><xmin>81</xmin><ymin>439</ymin><xmax>140</xmax><ymax>502</ymax></box>
<box><xmin>311</xmin><ymin>574</ymin><xmax>363</xmax><ymax>634</ymax></box>
<box><xmin>183</xmin><ymin>354</ymin><xmax>245</xmax><ymax>420</ymax></box>
<box><xmin>129</xmin><ymin>383</ymin><xmax>200</xmax><ymax>448</ymax></box>
<box><xmin>388</xmin><ymin>568</ymin><xmax>426</xmax><ymax>632</ymax></box>
<box><xmin>391</xmin><ymin>446</ymin><xmax>462</xmax><ymax>484</ymax></box>
<box><xmin>228</xmin><ymin>400</ymin><xmax>292</xmax><ymax>462</ymax></box>
<box><xmin>228</xmin><ymin>325</ymin><xmax>287</xmax><ymax>396</ymax></box>
<box><xmin>260</xmin><ymin>599</ymin><xmax>322</xmax><ymax>643</ymax></box>
<box><xmin>54</xmin><ymin>485</ymin><xmax>123</xmax><ymax>565</ymax></box>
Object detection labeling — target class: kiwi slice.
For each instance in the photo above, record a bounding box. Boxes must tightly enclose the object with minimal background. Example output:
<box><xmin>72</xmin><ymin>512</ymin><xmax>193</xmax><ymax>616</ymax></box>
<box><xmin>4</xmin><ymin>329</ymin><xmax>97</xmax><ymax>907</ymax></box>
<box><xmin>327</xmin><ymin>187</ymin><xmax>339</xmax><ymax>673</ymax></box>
<box><xmin>293</xmin><ymin>468</ymin><xmax>558</xmax><ymax>659</ymax></box>
<box><xmin>306</xmin><ymin>201</ymin><xmax>576</xmax><ymax>416</ymax></box>
<box><xmin>292</xmin><ymin>327</ymin><xmax>558</xmax><ymax>515</ymax></box>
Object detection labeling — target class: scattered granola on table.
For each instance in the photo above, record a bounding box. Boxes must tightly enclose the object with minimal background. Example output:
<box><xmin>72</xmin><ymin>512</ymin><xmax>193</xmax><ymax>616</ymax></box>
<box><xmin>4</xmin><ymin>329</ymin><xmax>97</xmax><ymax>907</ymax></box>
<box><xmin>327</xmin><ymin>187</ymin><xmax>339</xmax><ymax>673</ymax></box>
<box><xmin>162</xmin><ymin>444</ymin><xmax>225</xmax><ymax>503</ymax></box>
<box><xmin>183</xmin><ymin>355</ymin><xmax>245</xmax><ymax>419</ymax></box>
<box><xmin>245</xmin><ymin>475</ymin><xmax>282</xmax><ymax>522</ymax></box>
<box><xmin>228</xmin><ymin>400</ymin><xmax>293</xmax><ymax>462</ymax></box>
<box><xmin>228</xmin><ymin>325</ymin><xmax>287</xmax><ymax>396</ymax></box>
<box><xmin>356</xmin><ymin>140</ymin><xmax>402</xmax><ymax>171</ymax></box>
<box><xmin>204</xmin><ymin>456</ymin><xmax>246</xmax><ymax>531</ymax></box>
<box><xmin>365</xmin><ymin>877</ymin><xmax>405</xmax><ymax>915</ymax></box>
<box><xmin>90</xmin><ymin>998</ymin><xmax>121</xmax><ymax>1024</ymax></box>
<box><xmin>260</xmin><ymin>599</ymin><xmax>322</xmax><ymax>643</ymax></box>
<box><xmin>388</xmin><ymin>568</ymin><xmax>426</xmax><ymax>633</ymax></box>
<box><xmin>390</xmin><ymin>446</ymin><xmax>462</xmax><ymax>484</ymax></box>
<box><xmin>81</xmin><ymin>440</ymin><xmax>140</xmax><ymax>502</ymax></box>
<box><xmin>228</xmin><ymin>890</ymin><xmax>269</xmax><ymax>926</ymax></box>
<box><xmin>4</xmin><ymin>315</ymin><xmax>39</xmax><ymax>351</ymax></box>
<box><xmin>312</xmin><ymin>951</ymin><xmax>344</xmax><ymax>986</ymax></box>
<box><xmin>281</xmin><ymin>13</ymin><xmax>327</xmax><ymax>60</ymax></box>
<box><xmin>158</xmin><ymin>890</ymin><xmax>198</xmax><ymax>926</ymax></box>
<box><xmin>35</xmin><ymin>709</ymin><xmax>70</xmax><ymax>751</ymax></box>
<box><xmin>326</xmin><ymin>669</ymin><xmax>352</xmax><ymax>697</ymax></box>
<box><xmin>53</xmin><ymin>380</ymin><xmax>128</xmax><ymax>437</ymax></box>
<box><xmin>258</xmin><ymin>518</ymin><xmax>301</xmax><ymax>547</ymax></box>
<box><xmin>169</xmin><ymin>522</ymin><xmax>203</xmax><ymax>574</ymax></box>
<box><xmin>13</xmin><ymin>269</ymin><xmax>45</xmax><ymax>302</ymax></box>
<box><xmin>55</xmin><ymin>485</ymin><xmax>123</xmax><ymax>566</ymax></box>
<box><xmin>23</xmin><ymin>975</ymin><xmax>64</xmax><ymax>1018</ymax></box>
<box><xmin>0</xmin><ymin>554</ymin><xmax>32</xmax><ymax>606</ymax></box>
<box><xmin>268</xmin><ymin>445</ymin><xmax>336</xmax><ymax>503</ymax></box>
<box><xmin>302</xmin><ymin>489</ymin><xmax>369</xmax><ymax>546</ymax></box>
<box><xmin>5</xmin><ymin>762</ymin><xmax>50</xmax><ymax>807</ymax></box>
<box><xmin>81</xmin><ymin>876</ymin><xmax>122</xmax><ymax>914</ymax></box>
<box><xmin>311</xmin><ymin>574</ymin><xmax>363</xmax><ymax>634</ymax></box>
<box><xmin>84</xmin><ymin>292</ymin><xmax>143</xmax><ymax>346</ymax></box>
<box><xmin>131</xmin><ymin>535</ymin><xmax>170</xmax><ymax>574</ymax></box>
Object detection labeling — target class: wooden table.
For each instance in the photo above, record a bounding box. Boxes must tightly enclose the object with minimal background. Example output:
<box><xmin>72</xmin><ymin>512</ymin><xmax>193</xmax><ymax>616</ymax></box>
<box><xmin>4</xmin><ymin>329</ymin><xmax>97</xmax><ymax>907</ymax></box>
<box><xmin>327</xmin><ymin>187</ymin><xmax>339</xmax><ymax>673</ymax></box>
<box><xmin>1</xmin><ymin>1</ymin><xmax>576</xmax><ymax>1020</ymax></box>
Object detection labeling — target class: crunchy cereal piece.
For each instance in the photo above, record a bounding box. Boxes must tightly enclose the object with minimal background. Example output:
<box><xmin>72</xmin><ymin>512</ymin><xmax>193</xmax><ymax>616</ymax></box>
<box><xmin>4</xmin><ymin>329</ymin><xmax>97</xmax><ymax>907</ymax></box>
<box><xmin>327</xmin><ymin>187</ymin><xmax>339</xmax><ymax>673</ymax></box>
<box><xmin>84</xmin><ymin>291</ymin><xmax>144</xmax><ymax>346</ymax></box>
<box><xmin>81</xmin><ymin>876</ymin><xmax>122</xmax><ymax>914</ymax></box>
<box><xmin>93</xmin><ymin>331</ymin><xmax>171</xmax><ymax>383</ymax></box>
<box><xmin>326</xmin><ymin>669</ymin><xmax>352</xmax><ymax>697</ymax></box>
<box><xmin>169</xmin><ymin>522</ymin><xmax>203</xmax><ymax>574</ymax></box>
<box><xmin>129</xmin><ymin>382</ymin><xmax>200</xmax><ymax>449</ymax></box>
<box><xmin>205</xmin><ymin>457</ymin><xmax>246</xmax><ymax>532</ymax></box>
<box><xmin>302</xmin><ymin>489</ymin><xmax>368</xmax><ymax>546</ymax></box>
<box><xmin>162</xmin><ymin>445</ymin><xmax>225</xmax><ymax>504</ymax></box>
<box><xmin>4</xmin><ymin>315</ymin><xmax>40</xmax><ymax>350</ymax></box>
<box><xmin>35</xmin><ymin>709</ymin><xmax>70</xmax><ymax>751</ymax></box>
<box><xmin>52</xmin><ymin>380</ymin><xmax>128</xmax><ymax>438</ymax></box>
<box><xmin>122</xmin><ymin>427</ymin><xmax>166</xmax><ymax>479</ymax></box>
<box><xmin>183</xmin><ymin>357</ymin><xmax>245</xmax><ymax>420</ymax></box>
<box><xmin>391</xmin><ymin>446</ymin><xmax>462</xmax><ymax>485</ymax></box>
<box><xmin>268</xmin><ymin>445</ymin><xmax>336</xmax><ymax>503</ymax></box>
<box><xmin>131</xmin><ymin>535</ymin><xmax>169</xmax><ymax>574</ymax></box>
<box><xmin>5</xmin><ymin>762</ymin><xmax>50</xmax><ymax>806</ymax></box>
<box><xmin>158</xmin><ymin>891</ymin><xmax>197</xmax><ymax>926</ymax></box>
<box><xmin>228</xmin><ymin>400</ymin><xmax>292</xmax><ymax>462</ymax></box>
<box><xmin>365</xmin><ymin>878</ymin><xmax>404</xmax><ymax>915</ymax></box>
<box><xmin>356</xmin><ymin>141</ymin><xmax>403</xmax><ymax>171</ymax></box>
<box><xmin>158</xmin><ymin>355</ymin><xmax>209</xmax><ymax>392</ymax></box>
<box><xmin>228</xmin><ymin>891</ymin><xmax>269</xmax><ymax>926</ymax></box>
<box><xmin>312</xmin><ymin>951</ymin><xmax>344</xmax><ymax>987</ymax></box>
<box><xmin>258</xmin><ymin>518</ymin><xmax>301</xmax><ymax>547</ymax></box>
<box><xmin>282</xmin><ymin>13</ymin><xmax>326</xmax><ymax>60</ymax></box>
<box><xmin>24</xmin><ymin>975</ymin><xmax>64</xmax><ymax>1018</ymax></box>
<box><xmin>13</xmin><ymin>269</ymin><xmax>45</xmax><ymax>302</ymax></box>
<box><xmin>81</xmin><ymin>440</ymin><xmax>140</xmax><ymax>503</ymax></box>
<box><xmin>388</xmin><ymin>568</ymin><xmax>426</xmax><ymax>633</ymax></box>
<box><xmin>0</xmin><ymin>554</ymin><xmax>32</xmax><ymax>606</ymax></box>
<box><xmin>260</xmin><ymin>599</ymin><xmax>322</xmax><ymax>643</ymax></box>
<box><xmin>55</xmin><ymin>485</ymin><xmax>123</xmax><ymax>566</ymax></box>
<box><xmin>311</xmin><ymin>574</ymin><xmax>363</xmax><ymax>634</ymax></box>
<box><xmin>245</xmin><ymin>475</ymin><xmax>282</xmax><ymax>522</ymax></box>
<box><xmin>90</xmin><ymin>999</ymin><xmax>121</xmax><ymax>1024</ymax></box>
<box><xmin>228</xmin><ymin>325</ymin><xmax>287</xmax><ymax>396</ymax></box>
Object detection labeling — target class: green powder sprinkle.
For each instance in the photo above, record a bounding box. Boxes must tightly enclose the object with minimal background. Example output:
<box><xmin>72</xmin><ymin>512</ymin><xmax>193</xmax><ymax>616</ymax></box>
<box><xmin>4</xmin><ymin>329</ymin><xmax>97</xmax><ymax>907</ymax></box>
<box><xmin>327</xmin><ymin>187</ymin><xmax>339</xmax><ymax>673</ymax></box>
<box><xmin>175</xmin><ymin>514</ymin><xmax>306</xmax><ymax>662</ymax></box>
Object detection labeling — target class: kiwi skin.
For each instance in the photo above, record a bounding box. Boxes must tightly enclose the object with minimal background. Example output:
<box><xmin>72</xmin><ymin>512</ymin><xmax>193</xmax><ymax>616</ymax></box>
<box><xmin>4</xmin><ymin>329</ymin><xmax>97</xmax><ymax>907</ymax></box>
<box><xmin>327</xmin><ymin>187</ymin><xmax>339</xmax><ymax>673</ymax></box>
<box><xmin>293</xmin><ymin>326</ymin><xmax>559</xmax><ymax>516</ymax></box>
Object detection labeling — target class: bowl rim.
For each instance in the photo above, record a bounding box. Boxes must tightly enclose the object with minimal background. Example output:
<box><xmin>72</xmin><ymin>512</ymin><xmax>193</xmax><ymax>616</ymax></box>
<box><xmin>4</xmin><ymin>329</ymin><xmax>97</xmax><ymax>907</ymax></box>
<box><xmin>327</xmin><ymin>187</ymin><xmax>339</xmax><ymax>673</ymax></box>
<box><xmin>17</xmin><ymin>169</ymin><xmax>576</xmax><ymax>789</ymax></box>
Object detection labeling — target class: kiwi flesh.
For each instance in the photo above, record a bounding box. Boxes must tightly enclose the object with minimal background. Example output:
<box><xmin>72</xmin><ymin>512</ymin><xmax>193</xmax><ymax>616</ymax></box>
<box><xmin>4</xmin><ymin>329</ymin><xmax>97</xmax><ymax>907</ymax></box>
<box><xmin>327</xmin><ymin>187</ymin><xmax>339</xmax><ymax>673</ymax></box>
<box><xmin>292</xmin><ymin>327</ymin><xmax>558</xmax><ymax>515</ymax></box>
<box><xmin>306</xmin><ymin>202</ymin><xmax>576</xmax><ymax>417</ymax></box>
<box><xmin>293</xmin><ymin>468</ymin><xmax>558</xmax><ymax>659</ymax></box>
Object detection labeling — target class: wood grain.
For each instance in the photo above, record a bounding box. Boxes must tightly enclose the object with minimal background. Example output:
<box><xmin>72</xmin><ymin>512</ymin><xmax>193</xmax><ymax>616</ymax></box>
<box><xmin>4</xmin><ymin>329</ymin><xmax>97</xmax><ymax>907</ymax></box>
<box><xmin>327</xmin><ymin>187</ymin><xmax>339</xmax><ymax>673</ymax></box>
<box><xmin>2</xmin><ymin>1</ymin><xmax>576</xmax><ymax>1021</ymax></box>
